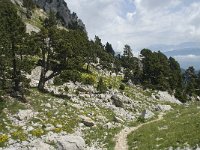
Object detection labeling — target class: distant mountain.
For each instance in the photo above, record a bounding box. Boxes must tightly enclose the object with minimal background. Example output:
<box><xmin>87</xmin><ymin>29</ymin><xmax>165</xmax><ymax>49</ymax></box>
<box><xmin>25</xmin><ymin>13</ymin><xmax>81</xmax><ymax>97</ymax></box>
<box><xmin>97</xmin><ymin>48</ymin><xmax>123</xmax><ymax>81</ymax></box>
<box><xmin>163</xmin><ymin>48</ymin><xmax>200</xmax><ymax>70</ymax></box>
<box><xmin>164</xmin><ymin>48</ymin><xmax>200</xmax><ymax>56</ymax></box>
<box><xmin>149</xmin><ymin>42</ymin><xmax>200</xmax><ymax>52</ymax></box>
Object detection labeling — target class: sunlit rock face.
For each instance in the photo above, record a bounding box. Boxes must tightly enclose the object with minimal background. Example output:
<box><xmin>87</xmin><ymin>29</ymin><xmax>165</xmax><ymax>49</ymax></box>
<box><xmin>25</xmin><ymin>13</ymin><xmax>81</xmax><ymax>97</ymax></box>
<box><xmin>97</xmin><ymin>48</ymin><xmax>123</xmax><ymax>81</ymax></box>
<box><xmin>33</xmin><ymin>0</ymin><xmax>86</xmax><ymax>30</ymax></box>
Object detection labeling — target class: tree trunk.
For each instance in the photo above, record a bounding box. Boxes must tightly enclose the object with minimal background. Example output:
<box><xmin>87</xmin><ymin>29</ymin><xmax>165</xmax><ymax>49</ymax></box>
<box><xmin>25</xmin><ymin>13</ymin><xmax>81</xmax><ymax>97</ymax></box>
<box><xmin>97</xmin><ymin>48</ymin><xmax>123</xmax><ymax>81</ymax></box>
<box><xmin>12</xmin><ymin>43</ymin><xmax>20</xmax><ymax>95</ymax></box>
<box><xmin>38</xmin><ymin>48</ymin><xmax>47</xmax><ymax>92</ymax></box>
<box><xmin>87</xmin><ymin>62</ymin><xmax>90</xmax><ymax>72</ymax></box>
<box><xmin>38</xmin><ymin>66</ymin><xmax>46</xmax><ymax>92</ymax></box>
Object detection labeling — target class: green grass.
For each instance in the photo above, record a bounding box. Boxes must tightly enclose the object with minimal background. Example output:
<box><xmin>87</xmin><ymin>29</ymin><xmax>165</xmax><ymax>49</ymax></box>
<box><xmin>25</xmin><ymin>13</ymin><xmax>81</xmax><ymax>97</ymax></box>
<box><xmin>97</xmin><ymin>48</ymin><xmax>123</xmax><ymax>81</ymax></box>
<box><xmin>28</xmin><ymin>89</ymin><xmax>80</xmax><ymax>133</ymax></box>
<box><xmin>128</xmin><ymin>102</ymin><xmax>200</xmax><ymax>150</ymax></box>
<box><xmin>84</xmin><ymin>125</ymin><xmax>122</xmax><ymax>150</ymax></box>
<box><xmin>82</xmin><ymin>105</ymin><xmax>122</xmax><ymax>150</ymax></box>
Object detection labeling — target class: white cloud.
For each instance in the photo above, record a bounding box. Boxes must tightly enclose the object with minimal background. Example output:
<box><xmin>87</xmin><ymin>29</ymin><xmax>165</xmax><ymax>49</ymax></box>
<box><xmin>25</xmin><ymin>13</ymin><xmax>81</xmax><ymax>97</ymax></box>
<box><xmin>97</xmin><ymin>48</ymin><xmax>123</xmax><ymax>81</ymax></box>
<box><xmin>66</xmin><ymin>0</ymin><xmax>200</xmax><ymax>54</ymax></box>
<box><xmin>174</xmin><ymin>55</ymin><xmax>200</xmax><ymax>69</ymax></box>
<box><xmin>174</xmin><ymin>55</ymin><xmax>200</xmax><ymax>62</ymax></box>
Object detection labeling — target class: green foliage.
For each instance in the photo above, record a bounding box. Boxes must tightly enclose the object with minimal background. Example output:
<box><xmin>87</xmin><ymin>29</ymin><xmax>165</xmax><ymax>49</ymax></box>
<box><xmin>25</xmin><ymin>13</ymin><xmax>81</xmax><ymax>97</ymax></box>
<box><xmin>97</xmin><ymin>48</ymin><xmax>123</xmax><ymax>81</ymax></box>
<box><xmin>137</xmin><ymin>116</ymin><xmax>145</xmax><ymax>123</ymax></box>
<box><xmin>22</xmin><ymin>0</ymin><xmax>35</xmax><ymax>18</ymax></box>
<box><xmin>60</xmin><ymin>70</ymin><xmax>81</xmax><ymax>83</ymax></box>
<box><xmin>30</xmin><ymin>128</ymin><xmax>44</xmax><ymax>137</ymax></box>
<box><xmin>105</xmin><ymin>42</ymin><xmax>115</xmax><ymax>56</ymax></box>
<box><xmin>0</xmin><ymin>0</ymin><xmax>28</xmax><ymax>99</ymax></box>
<box><xmin>174</xmin><ymin>89</ymin><xmax>187</xmax><ymax>103</ymax></box>
<box><xmin>123</xmin><ymin>44</ymin><xmax>133</xmax><ymax>58</ymax></box>
<box><xmin>0</xmin><ymin>134</ymin><xmax>9</xmax><ymax>146</ymax></box>
<box><xmin>81</xmin><ymin>73</ymin><xmax>96</xmax><ymax>85</ymax></box>
<box><xmin>97</xmin><ymin>78</ymin><xmax>107</xmax><ymax>93</ymax></box>
<box><xmin>11</xmin><ymin>130</ymin><xmax>27</xmax><ymax>141</ymax></box>
<box><xmin>53</xmin><ymin>77</ymin><xmax>63</xmax><ymax>86</ymax></box>
<box><xmin>183</xmin><ymin>66</ymin><xmax>198</xmax><ymax>96</ymax></box>
<box><xmin>35</xmin><ymin>14</ymin><xmax>90</xmax><ymax>91</ymax></box>
<box><xmin>140</xmin><ymin>49</ymin><xmax>184</xmax><ymax>96</ymax></box>
<box><xmin>0</xmin><ymin>99</ymin><xmax>6</xmax><ymax>112</ymax></box>
<box><xmin>64</xmin><ymin>86</ymin><xmax>69</xmax><ymax>92</ymax></box>
<box><xmin>23</xmin><ymin>0</ymin><xmax>35</xmax><ymax>11</ymax></box>
<box><xmin>119</xmin><ymin>83</ymin><xmax>125</xmax><ymax>90</ymax></box>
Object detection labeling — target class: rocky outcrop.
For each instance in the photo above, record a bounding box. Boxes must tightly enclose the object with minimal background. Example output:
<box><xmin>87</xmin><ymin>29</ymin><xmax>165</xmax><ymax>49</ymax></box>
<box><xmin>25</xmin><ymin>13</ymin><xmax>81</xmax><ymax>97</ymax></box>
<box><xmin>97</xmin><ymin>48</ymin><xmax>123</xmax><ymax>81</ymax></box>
<box><xmin>141</xmin><ymin>109</ymin><xmax>155</xmax><ymax>119</ymax></box>
<box><xmin>10</xmin><ymin>0</ymin><xmax>23</xmax><ymax>6</ymax></box>
<box><xmin>26</xmin><ymin>23</ymin><xmax>40</xmax><ymax>33</ymax></box>
<box><xmin>80</xmin><ymin>116</ymin><xmax>95</xmax><ymax>127</ymax></box>
<box><xmin>155</xmin><ymin>104</ymin><xmax>172</xmax><ymax>112</ymax></box>
<box><xmin>4</xmin><ymin>132</ymin><xmax>85</xmax><ymax>150</ymax></box>
<box><xmin>153</xmin><ymin>91</ymin><xmax>182</xmax><ymax>104</ymax></box>
<box><xmin>32</xmin><ymin>0</ymin><xmax>86</xmax><ymax>30</ymax></box>
<box><xmin>111</xmin><ymin>94</ymin><xmax>124</xmax><ymax>108</ymax></box>
<box><xmin>56</xmin><ymin>135</ymin><xmax>85</xmax><ymax>150</ymax></box>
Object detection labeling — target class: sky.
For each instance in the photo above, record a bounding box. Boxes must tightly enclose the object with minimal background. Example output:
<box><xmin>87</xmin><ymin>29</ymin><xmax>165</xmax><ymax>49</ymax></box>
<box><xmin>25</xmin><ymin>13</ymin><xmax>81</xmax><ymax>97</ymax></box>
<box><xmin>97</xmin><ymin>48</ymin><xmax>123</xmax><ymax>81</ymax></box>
<box><xmin>66</xmin><ymin>0</ymin><xmax>200</xmax><ymax>69</ymax></box>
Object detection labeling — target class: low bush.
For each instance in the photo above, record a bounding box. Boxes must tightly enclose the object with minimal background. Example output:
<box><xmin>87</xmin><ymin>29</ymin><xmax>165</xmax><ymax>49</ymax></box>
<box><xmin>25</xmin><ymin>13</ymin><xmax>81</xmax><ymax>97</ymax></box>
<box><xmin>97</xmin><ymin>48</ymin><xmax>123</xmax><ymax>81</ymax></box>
<box><xmin>97</xmin><ymin>78</ymin><xmax>107</xmax><ymax>93</ymax></box>
<box><xmin>53</xmin><ymin>76</ymin><xmax>63</xmax><ymax>86</ymax></box>
<box><xmin>60</xmin><ymin>70</ymin><xmax>81</xmax><ymax>83</ymax></box>
<box><xmin>119</xmin><ymin>84</ymin><xmax>125</xmax><ymax>90</ymax></box>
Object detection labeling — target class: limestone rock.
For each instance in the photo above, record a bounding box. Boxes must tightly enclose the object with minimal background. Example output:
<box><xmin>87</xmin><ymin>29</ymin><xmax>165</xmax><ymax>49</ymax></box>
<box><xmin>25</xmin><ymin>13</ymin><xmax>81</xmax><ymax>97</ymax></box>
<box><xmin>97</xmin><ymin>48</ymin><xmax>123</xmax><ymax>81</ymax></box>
<box><xmin>155</xmin><ymin>105</ymin><xmax>172</xmax><ymax>111</ymax></box>
<box><xmin>45</xmin><ymin>103</ymin><xmax>51</xmax><ymax>108</ymax></box>
<box><xmin>17</xmin><ymin>109</ymin><xmax>36</xmax><ymax>121</ymax></box>
<box><xmin>113</xmin><ymin>116</ymin><xmax>124</xmax><ymax>123</ymax></box>
<box><xmin>111</xmin><ymin>95</ymin><xmax>124</xmax><ymax>108</ymax></box>
<box><xmin>32</xmin><ymin>0</ymin><xmax>85</xmax><ymax>31</ymax></box>
<box><xmin>26</xmin><ymin>23</ymin><xmax>40</xmax><ymax>34</ymax></box>
<box><xmin>56</xmin><ymin>135</ymin><xmax>85</xmax><ymax>150</ymax></box>
<box><xmin>80</xmin><ymin>116</ymin><xmax>95</xmax><ymax>127</ymax></box>
<box><xmin>29</xmin><ymin>139</ymin><xmax>54</xmax><ymax>150</ymax></box>
<box><xmin>27</xmin><ymin>66</ymin><xmax>54</xmax><ymax>87</ymax></box>
<box><xmin>156</xmin><ymin>91</ymin><xmax>182</xmax><ymax>104</ymax></box>
<box><xmin>141</xmin><ymin>110</ymin><xmax>154</xmax><ymax>119</ymax></box>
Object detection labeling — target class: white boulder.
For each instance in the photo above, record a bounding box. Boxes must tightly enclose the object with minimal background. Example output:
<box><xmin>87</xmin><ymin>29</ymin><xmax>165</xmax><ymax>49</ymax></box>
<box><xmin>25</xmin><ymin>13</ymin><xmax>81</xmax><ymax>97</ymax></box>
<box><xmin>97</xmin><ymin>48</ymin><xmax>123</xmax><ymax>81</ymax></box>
<box><xmin>141</xmin><ymin>110</ymin><xmax>155</xmax><ymax>119</ymax></box>
<box><xmin>155</xmin><ymin>105</ymin><xmax>172</xmax><ymax>112</ymax></box>
<box><xmin>56</xmin><ymin>135</ymin><xmax>85</xmax><ymax>150</ymax></box>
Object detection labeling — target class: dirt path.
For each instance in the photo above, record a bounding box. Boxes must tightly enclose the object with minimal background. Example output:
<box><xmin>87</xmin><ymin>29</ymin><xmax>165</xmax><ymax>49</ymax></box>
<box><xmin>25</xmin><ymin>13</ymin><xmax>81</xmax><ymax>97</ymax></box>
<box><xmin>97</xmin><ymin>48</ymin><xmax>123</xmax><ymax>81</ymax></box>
<box><xmin>114</xmin><ymin>113</ymin><xmax>164</xmax><ymax>150</ymax></box>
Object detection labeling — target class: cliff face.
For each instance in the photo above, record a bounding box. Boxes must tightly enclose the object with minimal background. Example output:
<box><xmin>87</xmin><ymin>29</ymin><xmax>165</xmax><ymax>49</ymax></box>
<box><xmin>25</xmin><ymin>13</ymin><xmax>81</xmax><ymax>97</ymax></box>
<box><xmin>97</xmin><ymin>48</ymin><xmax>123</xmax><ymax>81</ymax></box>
<box><xmin>11</xmin><ymin>0</ymin><xmax>85</xmax><ymax>31</ymax></box>
<box><xmin>32</xmin><ymin>0</ymin><xmax>85</xmax><ymax>30</ymax></box>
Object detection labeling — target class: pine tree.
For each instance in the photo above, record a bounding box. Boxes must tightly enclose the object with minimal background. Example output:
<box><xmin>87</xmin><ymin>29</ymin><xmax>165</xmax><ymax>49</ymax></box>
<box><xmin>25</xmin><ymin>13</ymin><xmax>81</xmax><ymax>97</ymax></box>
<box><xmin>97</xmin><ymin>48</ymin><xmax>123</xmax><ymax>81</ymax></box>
<box><xmin>36</xmin><ymin>12</ymin><xmax>90</xmax><ymax>91</ymax></box>
<box><xmin>97</xmin><ymin>78</ymin><xmax>107</xmax><ymax>93</ymax></box>
<box><xmin>0</xmin><ymin>0</ymin><xmax>26</xmax><ymax>99</ymax></box>
<box><xmin>123</xmin><ymin>44</ymin><xmax>133</xmax><ymax>58</ymax></box>
<box><xmin>183</xmin><ymin>66</ymin><xmax>197</xmax><ymax>96</ymax></box>
<box><xmin>168</xmin><ymin>57</ymin><xmax>182</xmax><ymax>90</ymax></box>
<box><xmin>105</xmin><ymin>42</ymin><xmax>115</xmax><ymax>56</ymax></box>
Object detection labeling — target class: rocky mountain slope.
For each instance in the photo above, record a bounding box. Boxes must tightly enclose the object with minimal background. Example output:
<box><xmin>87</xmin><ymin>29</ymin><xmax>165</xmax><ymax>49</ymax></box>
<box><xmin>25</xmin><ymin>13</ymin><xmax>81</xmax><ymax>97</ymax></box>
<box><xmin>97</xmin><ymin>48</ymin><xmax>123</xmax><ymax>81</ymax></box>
<box><xmin>11</xmin><ymin>0</ymin><xmax>85</xmax><ymax>30</ymax></box>
<box><xmin>2</xmin><ymin>0</ymin><xmax>199</xmax><ymax>150</ymax></box>
<box><xmin>0</xmin><ymin>64</ymin><xmax>181</xmax><ymax>150</ymax></box>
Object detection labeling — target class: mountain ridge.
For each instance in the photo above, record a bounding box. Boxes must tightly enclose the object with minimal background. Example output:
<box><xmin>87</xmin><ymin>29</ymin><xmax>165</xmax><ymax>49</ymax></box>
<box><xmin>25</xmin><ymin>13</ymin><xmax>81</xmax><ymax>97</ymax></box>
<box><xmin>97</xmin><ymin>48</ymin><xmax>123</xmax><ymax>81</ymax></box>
<box><xmin>11</xmin><ymin>0</ymin><xmax>86</xmax><ymax>31</ymax></box>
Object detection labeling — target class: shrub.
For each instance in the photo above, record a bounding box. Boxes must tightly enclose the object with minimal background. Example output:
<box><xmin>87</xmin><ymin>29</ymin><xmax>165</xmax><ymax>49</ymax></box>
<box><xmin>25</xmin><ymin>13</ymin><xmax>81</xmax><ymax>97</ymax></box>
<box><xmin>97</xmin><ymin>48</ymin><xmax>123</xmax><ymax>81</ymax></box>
<box><xmin>174</xmin><ymin>89</ymin><xmax>187</xmax><ymax>103</ymax></box>
<box><xmin>0</xmin><ymin>134</ymin><xmax>9</xmax><ymax>146</ymax></box>
<box><xmin>137</xmin><ymin>116</ymin><xmax>145</xmax><ymax>123</ymax></box>
<box><xmin>30</xmin><ymin>128</ymin><xmax>44</xmax><ymax>137</ymax></box>
<box><xmin>53</xmin><ymin>76</ymin><xmax>63</xmax><ymax>86</ymax></box>
<box><xmin>119</xmin><ymin>84</ymin><xmax>125</xmax><ymax>90</ymax></box>
<box><xmin>97</xmin><ymin>78</ymin><xmax>107</xmax><ymax>93</ymax></box>
<box><xmin>81</xmin><ymin>73</ymin><xmax>96</xmax><ymax>85</ymax></box>
<box><xmin>64</xmin><ymin>86</ymin><xmax>69</xmax><ymax>92</ymax></box>
<box><xmin>83</xmin><ymin>77</ymin><xmax>95</xmax><ymax>85</ymax></box>
<box><xmin>11</xmin><ymin>130</ymin><xmax>27</xmax><ymax>141</ymax></box>
<box><xmin>108</xmin><ymin>85</ymin><xmax>112</xmax><ymax>89</ymax></box>
<box><xmin>53</xmin><ymin>128</ymin><xmax>62</xmax><ymax>133</ymax></box>
<box><xmin>60</xmin><ymin>70</ymin><xmax>81</xmax><ymax>83</ymax></box>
